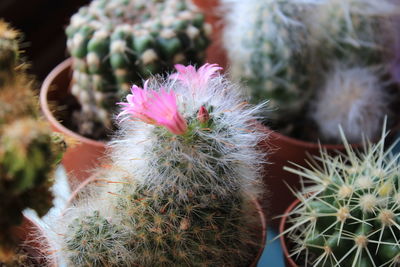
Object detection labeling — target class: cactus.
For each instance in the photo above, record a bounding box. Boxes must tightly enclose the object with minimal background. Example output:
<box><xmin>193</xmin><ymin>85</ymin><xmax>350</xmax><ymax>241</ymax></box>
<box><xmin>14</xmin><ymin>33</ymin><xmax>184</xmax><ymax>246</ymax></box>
<box><xmin>222</xmin><ymin>0</ymin><xmax>313</xmax><ymax>129</ymax></box>
<box><xmin>310</xmin><ymin>63</ymin><xmax>389</xmax><ymax>143</ymax></box>
<box><xmin>223</xmin><ymin>0</ymin><xmax>400</xmax><ymax>141</ymax></box>
<box><xmin>66</xmin><ymin>0</ymin><xmax>211</xmax><ymax>140</ymax></box>
<box><xmin>281</xmin><ymin>126</ymin><xmax>400</xmax><ymax>266</ymax></box>
<box><xmin>0</xmin><ymin>21</ymin><xmax>65</xmax><ymax>265</ymax></box>
<box><xmin>51</xmin><ymin>63</ymin><xmax>267</xmax><ymax>266</ymax></box>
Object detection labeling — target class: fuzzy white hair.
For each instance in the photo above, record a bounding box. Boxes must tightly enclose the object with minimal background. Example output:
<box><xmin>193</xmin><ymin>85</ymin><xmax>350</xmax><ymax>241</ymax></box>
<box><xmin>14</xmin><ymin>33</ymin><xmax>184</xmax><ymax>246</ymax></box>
<box><xmin>310</xmin><ymin>63</ymin><xmax>389</xmax><ymax>143</ymax></box>
<box><xmin>110</xmin><ymin>72</ymin><xmax>268</xmax><ymax>199</ymax></box>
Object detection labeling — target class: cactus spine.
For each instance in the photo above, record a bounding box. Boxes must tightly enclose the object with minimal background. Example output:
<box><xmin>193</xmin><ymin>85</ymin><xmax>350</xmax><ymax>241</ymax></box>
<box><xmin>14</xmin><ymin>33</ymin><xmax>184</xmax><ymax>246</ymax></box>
<box><xmin>67</xmin><ymin>0</ymin><xmax>211</xmax><ymax>139</ymax></box>
<box><xmin>223</xmin><ymin>0</ymin><xmax>400</xmax><ymax>142</ymax></box>
<box><xmin>282</xmin><ymin>127</ymin><xmax>400</xmax><ymax>266</ymax></box>
<box><xmin>52</xmin><ymin>64</ymin><xmax>266</xmax><ymax>266</ymax></box>
<box><xmin>0</xmin><ymin>21</ymin><xmax>65</xmax><ymax>265</ymax></box>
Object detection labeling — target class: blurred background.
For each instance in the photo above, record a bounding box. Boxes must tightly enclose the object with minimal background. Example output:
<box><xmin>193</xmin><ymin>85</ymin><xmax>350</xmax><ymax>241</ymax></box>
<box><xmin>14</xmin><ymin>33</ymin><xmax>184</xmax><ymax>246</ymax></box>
<box><xmin>0</xmin><ymin>0</ymin><xmax>90</xmax><ymax>81</ymax></box>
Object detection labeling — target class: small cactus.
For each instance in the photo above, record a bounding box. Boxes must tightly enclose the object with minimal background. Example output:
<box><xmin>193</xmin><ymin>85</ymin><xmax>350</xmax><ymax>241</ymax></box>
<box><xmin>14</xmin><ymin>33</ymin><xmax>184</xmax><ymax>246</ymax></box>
<box><xmin>0</xmin><ymin>21</ymin><xmax>65</xmax><ymax>265</ymax></box>
<box><xmin>66</xmin><ymin>0</ymin><xmax>211</xmax><ymax>139</ymax></box>
<box><xmin>223</xmin><ymin>0</ymin><xmax>400</xmax><ymax>141</ymax></box>
<box><xmin>310</xmin><ymin>63</ymin><xmax>389</xmax><ymax>143</ymax></box>
<box><xmin>51</xmin><ymin>64</ymin><xmax>267</xmax><ymax>266</ymax></box>
<box><xmin>282</xmin><ymin>126</ymin><xmax>400</xmax><ymax>266</ymax></box>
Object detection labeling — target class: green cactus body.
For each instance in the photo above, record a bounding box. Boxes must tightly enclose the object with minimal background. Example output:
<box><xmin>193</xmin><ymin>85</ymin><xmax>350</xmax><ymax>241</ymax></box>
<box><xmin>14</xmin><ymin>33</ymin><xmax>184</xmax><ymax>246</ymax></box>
<box><xmin>0</xmin><ymin>21</ymin><xmax>65</xmax><ymax>265</ymax></box>
<box><xmin>67</xmin><ymin>0</ymin><xmax>211</xmax><ymax>139</ymax></box>
<box><xmin>55</xmin><ymin>65</ymin><xmax>266</xmax><ymax>266</ymax></box>
<box><xmin>282</xmin><ymin>129</ymin><xmax>400</xmax><ymax>266</ymax></box>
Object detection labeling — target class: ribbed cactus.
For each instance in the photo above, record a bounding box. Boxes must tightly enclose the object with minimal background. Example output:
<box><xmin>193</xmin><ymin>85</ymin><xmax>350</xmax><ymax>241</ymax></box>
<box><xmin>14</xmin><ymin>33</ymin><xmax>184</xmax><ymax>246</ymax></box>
<box><xmin>52</xmin><ymin>64</ymin><xmax>266</xmax><ymax>266</ymax></box>
<box><xmin>66</xmin><ymin>0</ymin><xmax>211</xmax><ymax>139</ymax></box>
<box><xmin>222</xmin><ymin>0</ymin><xmax>312</xmax><ymax>128</ymax></box>
<box><xmin>282</xmin><ymin>127</ymin><xmax>400</xmax><ymax>266</ymax></box>
<box><xmin>0</xmin><ymin>21</ymin><xmax>65</xmax><ymax>265</ymax></box>
<box><xmin>223</xmin><ymin>0</ymin><xmax>399</xmax><ymax>141</ymax></box>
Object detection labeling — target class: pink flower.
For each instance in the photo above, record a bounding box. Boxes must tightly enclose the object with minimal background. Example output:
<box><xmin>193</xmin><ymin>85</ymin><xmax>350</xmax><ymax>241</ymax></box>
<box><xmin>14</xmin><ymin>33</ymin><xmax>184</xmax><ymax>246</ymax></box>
<box><xmin>169</xmin><ymin>63</ymin><xmax>222</xmax><ymax>88</ymax></box>
<box><xmin>197</xmin><ymin>106</ymin><xmax>210</xmax><ymax>123</ymax></box>
<box><xmin>117</xmin><ymin>82</ymin><xmax>188</xmax><ymax>135</ymax></box>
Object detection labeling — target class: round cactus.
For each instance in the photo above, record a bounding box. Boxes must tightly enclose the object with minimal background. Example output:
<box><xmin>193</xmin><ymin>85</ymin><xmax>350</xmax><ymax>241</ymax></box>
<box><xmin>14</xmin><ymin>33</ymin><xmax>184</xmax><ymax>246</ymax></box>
<box><xmin>282</xmin><ymin>127</ymin><xmax>400</xmax><ymax>266</ymax></box>
<box><xmin>66</xmin><ymin>0</ymin><xmax>211</xmax><ymax>139</ymax></box>
<box><xmin>51</xmin><ymin>64</ymin><xmax>267</xmax><ymax>266</ymax></box>
<box><xmin>0</xmin><ymin>21</ymin><xmax>65</xmax><ymax>265</ymax></box>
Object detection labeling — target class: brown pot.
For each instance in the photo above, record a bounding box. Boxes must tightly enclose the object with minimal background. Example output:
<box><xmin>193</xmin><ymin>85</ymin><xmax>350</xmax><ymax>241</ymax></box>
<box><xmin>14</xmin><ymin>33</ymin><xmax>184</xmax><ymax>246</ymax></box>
<box><xmin>279</xmin><ymin>199</ymin><xmax>301</xmax><ymax>267</ymax></box>
<box><xmin>9</xmin><ymin>216</ymin><xmax>57</xmax><ymax>267</ymax></box>
<box><xmin>40</xmin><ymin>58</ymin><xmax>106</xmax><ymax>189</ymax></box>
<box><xmin>258</xmin><ymin>125</ymin><xmax>361</xmax><ymax>227</ymax></box>
<box><xmin>68</xmin><ymin>176</ymin><xmax>267</xmax><ymax>266</ymax></box>
<box><xmin>192</xmin><ymin>0</ymin><xmax>227</xmax><ymax>69</ymax></box>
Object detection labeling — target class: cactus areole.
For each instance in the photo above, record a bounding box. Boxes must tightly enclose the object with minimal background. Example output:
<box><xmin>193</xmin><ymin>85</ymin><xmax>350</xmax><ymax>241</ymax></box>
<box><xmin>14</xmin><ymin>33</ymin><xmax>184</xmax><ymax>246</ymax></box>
<box><xmin>66</xmin><ymin>0</ymin><xmax>211</xmax><ymax>140</ymax></box>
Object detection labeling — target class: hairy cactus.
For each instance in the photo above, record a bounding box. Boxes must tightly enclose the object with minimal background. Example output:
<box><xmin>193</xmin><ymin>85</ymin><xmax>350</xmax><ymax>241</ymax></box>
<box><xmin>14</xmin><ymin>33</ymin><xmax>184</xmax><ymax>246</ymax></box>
<box><xmin>0</xmin><ymin>21</ymin><xmax>65</xmax><ymax>265</ymax></box>
<box><xmin>310</xmin><ymin>63</ymin><xmax>389</xmax><ymax>143</ymax></box>
<box><xmin>52</xmin><ymin>64</ymin><xmax>267</xmax><ymax>266</ymax></box>
<box><xmin>282</xmin><ymin>127</ymin><xmax>400</xmax><ymax>266</ymax></box>
<box><xmin>66</xmin><ymin>0</ymin><xmax>211</xmax><ymax>139</ymax></box>
<box><xmin>223</xmin><ymin>0</ymin><xmax>400</xmax><ymax>141</ymax></box>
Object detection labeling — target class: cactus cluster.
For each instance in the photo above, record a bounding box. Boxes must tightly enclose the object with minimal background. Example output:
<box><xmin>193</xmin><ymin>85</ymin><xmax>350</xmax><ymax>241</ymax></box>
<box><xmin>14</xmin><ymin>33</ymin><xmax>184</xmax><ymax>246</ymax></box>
<box><xmin>51</xmin><ymin>64</ymin><xmax>266</xmax><ymax>266</ymax></box>
<box><xmin>223</xmin><ymin>0</ymin><xmax>400</xmax><ymax>142</ymax></box>
<box><xmin>282</xmin><ymin>127</ymin><xmax>400</xmax><ymax>266</ymax></box>
<box><xmin>66</xmin><ymin>0</ymin><xmax>211</xmax><ymax>139</ymax></box>
<box><xmin>0</xmin><ymin>21</ymin><xmax>65</xmax><ymax>265</ymax></box>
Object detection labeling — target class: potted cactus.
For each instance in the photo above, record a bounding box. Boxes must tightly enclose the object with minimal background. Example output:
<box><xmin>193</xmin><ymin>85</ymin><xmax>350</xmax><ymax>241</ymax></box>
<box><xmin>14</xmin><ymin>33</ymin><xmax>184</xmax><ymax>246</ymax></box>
<box><xmin>221</xmin><ymin>0</ymin><xmax>400</xmax><ymax>218</ymax></box>
<box><xmin>41</xmin><ymin>0</ymin><xmax>213</xmax><ymax>183</ymax></box>
<box><xmin>48</xmin><ymin>63</ymin><xmax>267</xmax><ymax>266</ymax></box>
<box><xmin>279</xmin><ymin>126</ymin><xmax>400</xmax><ymax>266</ymax></box>
<box><xmin>0</xmin><ymin>21</ymin><xmax>64</xmax><ymax>266</ymax></box>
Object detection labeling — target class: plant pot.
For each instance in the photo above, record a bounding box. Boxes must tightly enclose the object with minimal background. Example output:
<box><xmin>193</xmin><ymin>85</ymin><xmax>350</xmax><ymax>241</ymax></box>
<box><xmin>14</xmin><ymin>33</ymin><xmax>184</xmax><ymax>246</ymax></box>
<box><xmin>192</xmin><ymin>0</ymin><xmax>227</xmax><ymax>69</ymax></box>
<box><xmin>257</xmin><ymin>125</ymin><xmax>362</xmax><ymax>227</ymax></box>
<box><xmin>279</xmin><ymin>198</ymin><xmax>300</xmax><ymax>267</ymax></box>
<box><xmin>68</xmin><ymin>176</ymin><xmax>267</xmax><ymax>266</ymax></box>
<box><xmin>6</xmin><ymin>216</ymin><xmax>57</xmax><ymax>267</ymax></box>
<box><xmin>40</xmin><ymin>58</ymin><xmax>106</xmax><ymax>189</ymax></box>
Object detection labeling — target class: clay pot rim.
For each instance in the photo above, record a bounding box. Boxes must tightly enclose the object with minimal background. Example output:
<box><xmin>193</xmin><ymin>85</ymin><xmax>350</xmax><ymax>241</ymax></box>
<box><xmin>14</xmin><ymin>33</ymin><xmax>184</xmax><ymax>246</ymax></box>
<box><xmin>67</xmin><ymin>177</ymin><xmax>267</xmax><ymax>266</ymax></box>
<box><xmin>40</xmin><ymin>58</ymin><xmax>105</xmax><ymax>148</ymax></box>
<box><xmin>279</xmin><ymin>198</ymin><xmax>301</xmax><ymax>267</ymax></box>
<box><xmin>262</xmin><ymin>125</ymin><xmax>363</xmax><ymax>150</ymax></box>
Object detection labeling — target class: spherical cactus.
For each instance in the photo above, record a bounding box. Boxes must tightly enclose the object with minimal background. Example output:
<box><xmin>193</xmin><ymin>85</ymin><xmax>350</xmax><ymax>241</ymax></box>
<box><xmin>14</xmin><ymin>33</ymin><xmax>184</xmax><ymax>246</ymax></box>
<box><xmin>0</xmin><ymin>21</ymin><xmax>65</xmax><ymax>265</ymax></box>
<box><xmin>51</xmin><ymin>64</ymin><xmax>267</xmax><ymax>266</ymax></box>
<box><xmin>282</xmin><ymin>127</ymin><xmax>400</xmax><ymax>266</ymax></box>
<box><xmin>310</xmin><ymin>63</ymin><xmax>389</xmax><ymax>143</ymax></box>
<box><xmin>66</xmin><ymin>0</ymin><xmax>212</xmax><ymax>139</ymax></box>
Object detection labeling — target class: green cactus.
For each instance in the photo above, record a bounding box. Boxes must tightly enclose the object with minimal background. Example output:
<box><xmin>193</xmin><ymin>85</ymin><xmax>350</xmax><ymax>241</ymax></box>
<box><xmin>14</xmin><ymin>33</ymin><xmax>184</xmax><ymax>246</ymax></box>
<box><xmin>54</xmin><ymin>64</ymin><xmax>266</xmax><ymax>266</ymax></box>
<box><xmin>282</xmin><ymin>127</ymin><xmax>400</xmax><ymax>266</ymax></box>
<box><xmin>66</xmin><ymin>0</ymin><xmax>211</xmax><ymax>140</ymax></box>
<box><xmin>0</xmin><ymin>21</ymin><xmax>65</xmax><ymax>265</ymax></box>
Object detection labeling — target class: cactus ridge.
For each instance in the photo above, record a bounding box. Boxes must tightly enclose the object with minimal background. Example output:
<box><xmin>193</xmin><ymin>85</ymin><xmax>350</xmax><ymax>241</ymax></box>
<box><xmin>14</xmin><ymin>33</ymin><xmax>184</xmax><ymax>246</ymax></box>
<box><xmin>282</xmin><ymin>127</ymin><xmax>400</xmax><ymax>266</ymax></box>
<box><xmin>52</xmin><ymin>66</ymin><xmax>267</xmax><ymax>266</ymax></box>
<box><xmin>67</xmin><ymin>0</ymin><xmax>211</xmax><ymax>139</ymax></box>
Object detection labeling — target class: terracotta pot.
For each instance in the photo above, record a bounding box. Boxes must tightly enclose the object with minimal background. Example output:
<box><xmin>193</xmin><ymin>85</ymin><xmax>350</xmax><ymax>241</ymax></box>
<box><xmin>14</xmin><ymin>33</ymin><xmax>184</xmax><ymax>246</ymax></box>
<box><xmin>257</xmin><ymin>125</ymin><xmax>362</xmax><ymax>227</ymax></box>
<box><xmin>9</xmin><ymin>216</ymin><xmax>57</xmax><ymax>267</ymax></box>
<box><xmin>279</xmin><ymin>199</ymin><xmax>301</xmax><ymax>267</ymax></box>
<box><xmin>192</xmin><ymin>0</ymin><xmax>227</xmax><ymax>69</ymax></box>
<box><xmin>68</xmin><ymin>177</ymin><xmax>267</xmax><ymax>266</ymax></box>
<box><xmin>40</xmin><ymin>58</ymin><xmax>106</xmax><ymax>188</ymax></box>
